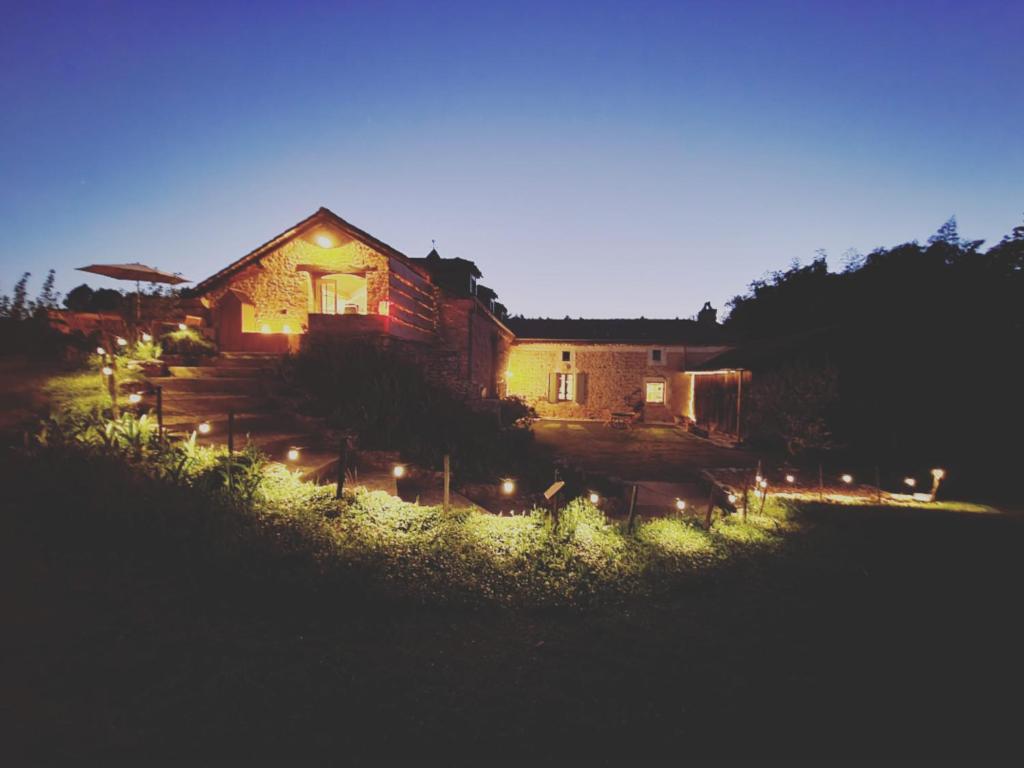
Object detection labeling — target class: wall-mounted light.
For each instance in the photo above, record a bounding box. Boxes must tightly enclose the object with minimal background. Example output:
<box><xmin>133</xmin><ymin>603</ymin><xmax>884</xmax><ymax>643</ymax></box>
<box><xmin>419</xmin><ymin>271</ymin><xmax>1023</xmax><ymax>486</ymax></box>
<box><xmin>315</xmin><ymin>234</ymin><xmax>333</xmax><ymax>248</ymax></box>
<box><xmin>377</xmin><ymin>300</ymin><xmax>390</xmax><ymax>316</ymax></box>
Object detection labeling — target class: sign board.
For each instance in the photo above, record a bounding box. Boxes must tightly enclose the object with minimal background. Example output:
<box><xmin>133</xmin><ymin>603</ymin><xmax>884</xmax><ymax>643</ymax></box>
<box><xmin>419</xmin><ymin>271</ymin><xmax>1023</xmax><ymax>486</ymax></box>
<box><xmin>543</xmin><ymin>481</ymin><xmax>565</xmax><ymax>500</ymax></box>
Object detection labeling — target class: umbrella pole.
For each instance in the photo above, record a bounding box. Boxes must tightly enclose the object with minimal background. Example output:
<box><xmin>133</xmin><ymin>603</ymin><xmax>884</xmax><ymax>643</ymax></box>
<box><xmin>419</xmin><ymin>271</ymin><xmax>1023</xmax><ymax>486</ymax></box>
<box><xmin>136</xmin><ymin>280</ymin><xmax>141</xmax><ymax>323</ymax></box>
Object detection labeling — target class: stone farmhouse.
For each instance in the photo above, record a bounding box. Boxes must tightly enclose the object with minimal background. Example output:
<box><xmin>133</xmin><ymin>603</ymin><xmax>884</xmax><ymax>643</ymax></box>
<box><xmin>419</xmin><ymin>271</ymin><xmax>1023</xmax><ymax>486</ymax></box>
<box><xmin>190</xmin><ymin>207</ymin><xmax>734</xmax><ymax>425</ymax></box>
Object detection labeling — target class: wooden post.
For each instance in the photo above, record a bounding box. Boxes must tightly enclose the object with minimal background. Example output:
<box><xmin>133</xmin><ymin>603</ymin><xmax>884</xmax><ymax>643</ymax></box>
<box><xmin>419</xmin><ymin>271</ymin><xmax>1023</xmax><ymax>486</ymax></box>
<box><xmin>156</xmin><ymin>385</ymin><xmax>164</xmax><ymax>440</ymax></box>
<box><xmin>227</xmin><ymin>410</ymin><xmax>235</xmax><ymax>455</ymax></box>
<box><xmin>818</xmin><ymin>463</ymin><xmax>824</xmax><ymax>501</ymax></box>
<box><xmin>742</xmin><ymin>484</ymin><xmax>749</xmax><ymax>523</ymax></box>
<box><xmin>443</xmin><ymin>453</ymin><xmax>451</xmax><ymax>514</ymax></box>
<box><xmin>107</xmin><ymin>364</ymin><xmax>119</xmax><ymax>419</ymax></box>
<box><xmin>758</xmin><ymin>482</ymin><xmax>768</xmax><ymax>516</ymax></box>
<box><xmin>626</xmin><ymin>484</ymin><xmax>639</xmax><ymax>533</ymax></box>
<box><xmin>704</xmin><ymin>484</ymin><xmax>715</xmax><ymax>530</ymax></box>
<box><xmin>335</xmin><ymin>439</ymin><xmax>348</xmax><ymax>500</ymax></box>
<box><xmin>875</xmin><ymin>466</ymin><xmax>882</xmax><ymax>504</ymax></box>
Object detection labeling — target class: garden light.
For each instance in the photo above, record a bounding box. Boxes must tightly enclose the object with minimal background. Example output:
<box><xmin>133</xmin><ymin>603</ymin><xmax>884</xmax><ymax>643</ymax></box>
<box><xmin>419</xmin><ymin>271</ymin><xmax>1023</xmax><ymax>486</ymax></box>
<box><xmin>287</xmin><ymin>448</ymin><xmax>300</xmax><ymax>461</ymax></box>
<box><xmin>197</xmin><ymin>421</ymin><xmax>211</xmax><ymax>435</ymax></box>
<box><xmin>501</xmin><ymin>479</ymin><xmax>516</xmax><ymax>495</ymax></box>
<box><xmin>588</xmin><ymin>492</ymin><xmax>600</xmax><ymax>504</ymax></box>
<box><xmin>727</xmin><ymin>493</ymin><xmax>737</xmax><ymax>504</ymax></box>
<box><xmin>141</xmin><ymin>333</ymin><xmax>152</xmax><ymax>342</ymax></box>
<box><xmin>178</xmin><ymin>323</ymin><xmax>187</xmax><ymax>331</ymax></box>
<box><xmin>101</xmin><ymin>366</ymin><xmax>113</xmax><ymax>376</ymax></box>
<box><xmin>904</xmin><ymin>477</ymin><xmax>917</xmax><ymax>488</ymax></box>
<box><xmin>96</xmin><ymin>346</ymin><xmax>106</xmax><ymax>355</ymax></box>
<box><xmin>841</xmin><ymin>474</ymin><xmax>853</xmax><ymax>484</ymax></box>
<box><xmin>116</xmin><ymin>336</ymin><xmax>128</xmax><ymax>346</ymax></box>
<box><xmin>675</xmin><ymin>498</ymin><xmax>686</xmax><ymax>511</ymax></box>
<box><xmin>128</xmin><ymin>393</ymin><xmax>142</xmax><ymax>404</ymax></box>
<box><xmin>785</xmin><ymin>474</ymin><xmax>795</xmax><ymax>483</ymax></box>
<box><xmin>931</xmin><ymin>468</ymin><xmax>946</xmax><ymax>480</ymax></box>
<box><xmin>392</xmin><ymin>464</ymin><xmax>406</xmax><ymax>479</ymax></box>
<box><xmin>755</xmin><ymin>475</ymin><xmax>763</xmax><ymax>484</ymax></box>
<box><xmin>758</xmin><ymin>478</ymin><xmax>768</xmax><ymax>488</ymax></box>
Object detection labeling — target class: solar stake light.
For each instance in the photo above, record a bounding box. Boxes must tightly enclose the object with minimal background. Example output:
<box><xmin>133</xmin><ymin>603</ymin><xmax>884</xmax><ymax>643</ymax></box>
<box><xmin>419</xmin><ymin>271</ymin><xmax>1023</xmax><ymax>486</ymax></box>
<box><xmin>727</xmin><ymin>493</ymin><xmax>737</xmax><ymax>504</ymax></box>
<box><xmin>841</xmin><ymin>474</ymin><xmax>853</xmax><ymax>484</ymax></box>
<box><xmin>178</xmin><ymin>323</ymin><xmax>187</xmax><ymax>331</ymax></box>
<box><xmin>287</xmin><ymin>448</ymin><xmax>300</xmax><ymax>461</ymax></box>
<box><xmin>501</xmin><ymin>479</ymin><xmax>516</xmax><ymax>495</ymax></box>
<box><xmin>785</xmin><ymin>474</ymin><xmax>795</xmax><ymax>483</ymax></box>
<box><xmin>128</xmin><ymin>393</ymin><xmax>142</xmax><ymax>404</ymax></box>
<box><xmin>392</xmin><ymin>464</ymin><xmax>406</xmax><ymax>479</ymax></box>
<box><xmin>116</xmin><ymin>337</ymin><xmax>128</xmax><ymax>346</ymax></box>
<box><xmin>96</xmin><ymin>346</ymin><xmax>106</xmax><ymax>355</ymax></box>
<box><xmin>588</xmin><ymin>492</ymin><xmax>600</xmax><ymax>505</ymax></box>
<box><xmin>758</xmin><ymin>478</ymin><xmax>768</xmax><ymax>488</ymax></box>
<box><xmin>101</xmin><ymin>366</ymin><xmax>114</xmax><ymax>377</ymax></box>
<box><xmin>197</xmin><ymin>421</ymin><xmax>211</xmax><ymax>435</ymax></box>
<box><xmin>931</xmin><ymin>468</ymin><xmax>945</xmax><ymax>480</ymax></box>
<box><xmin>675</xmin><ymin>498</ymin><xmax>686</xmax><ymax>511</ymax></box>
<box><xmin>904</xmin><ymin>477</ymin><xmax>917</xmax><ymax>488</ymax></box>
<box><xmin>142</xmin><ymin>333</ymin><xmax>152</xmax><ymax>342</ymax></box>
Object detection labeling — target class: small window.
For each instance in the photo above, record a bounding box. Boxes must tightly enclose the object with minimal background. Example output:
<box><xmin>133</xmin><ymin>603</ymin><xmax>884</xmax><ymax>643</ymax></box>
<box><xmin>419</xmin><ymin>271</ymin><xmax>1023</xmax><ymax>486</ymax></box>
<box><xmin>561</xmin><ymin>350</ymin><xmax>572</xmax><ymax>363</ymax></box>
<box><xmin>649</xmin><ymin>348</ymin><xmax>663</xmax><ymax>365</ymax></box>
<box><xmin>645</xmin><ymin>381</ymin><xmax>665</xmax><ymax>404</ymax></box>
<box><xmin>557</xmin><ymin>373</ymin><xmax>574</xmax><ymax>401</ymax></box>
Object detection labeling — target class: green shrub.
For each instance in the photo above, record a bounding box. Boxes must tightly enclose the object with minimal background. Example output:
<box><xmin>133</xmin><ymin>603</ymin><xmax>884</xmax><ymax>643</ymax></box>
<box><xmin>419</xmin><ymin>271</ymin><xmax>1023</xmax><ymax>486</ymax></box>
<box><xmin>160</xmin><ymin>328</ymin><xmax>216</xmax><ymax>358</ymax></box>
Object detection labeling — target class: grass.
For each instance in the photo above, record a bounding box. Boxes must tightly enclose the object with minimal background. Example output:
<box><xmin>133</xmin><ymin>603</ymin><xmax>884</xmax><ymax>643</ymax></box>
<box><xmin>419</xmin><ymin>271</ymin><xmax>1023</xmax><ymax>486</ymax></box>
<box><xmin>42</xmin><ymin>364</ymin><xmax>143</xmax><ymax>415</ymax></box>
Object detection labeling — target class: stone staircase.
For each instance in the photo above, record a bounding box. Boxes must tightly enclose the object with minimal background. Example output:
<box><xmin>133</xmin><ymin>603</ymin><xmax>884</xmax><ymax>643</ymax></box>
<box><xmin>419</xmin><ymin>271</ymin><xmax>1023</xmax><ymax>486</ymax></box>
<box><xmin>144</xmin><ymin>352</ymin><xmax>398</xmax><ymax>493</ymax></box>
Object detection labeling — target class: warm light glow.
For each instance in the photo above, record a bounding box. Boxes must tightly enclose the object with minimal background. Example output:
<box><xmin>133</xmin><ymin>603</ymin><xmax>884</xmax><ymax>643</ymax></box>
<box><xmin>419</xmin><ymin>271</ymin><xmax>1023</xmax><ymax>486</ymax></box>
<box><xmin>904</xmin><ymin>477</ymin><xmax>917</xmax><ymax>488</ymax></box>
<box><xmin>501</xmin><ymin>479</ymin><xmax>516</xmax><ymax>495</ymax></box>
<box><xmin>128</xmin><ymin>393</ymin><xmax>142</xmax><ymax>404</ymax></box>
<box><xmin>178</xmin><ymin>323</ymin><xmax>187</xmax><ymax>331</ymax></box>
<box><xmin>141</xmin><ymin>333</ymin><xmax>152</xmax><ymax>342</ymax></box>
<box><xmin>197</xmin><ymin>421</ymin><xmax>211</xmax><ymax>435</ymax></box>
<box><xmin>727</xmin><ymin>493</ymin><xmax>737</xmax><ymax>504</ymax></box>
<box><xmin>588</xmin><ymin>492</ymin><xmax>600</xmax><ymax>504</ymax></box>
<box><xmin>377</xmin><ymin>300</ymin><xmax>390</xmax><ymax>316</ymax></box>
<box><xmin>841</xmin><ymin>474</ymin><xmax>853</xmax><ymax>484</ymax></box>
<box><xmin>505</xmin><ymin>369</ymin><xmax>513</xmax><ymax>380</ymax></box>
<box><xmin>260</xmin><ymin>324</ymin><xmax>271</xmax><ymax>334</ymax></box>
<box><xmin>785</xmin><ymin>474</ymin><xmax>795</xmax><ymax>483</ymax></box>
<box><xmin>287</xmin><ymin>448</ymin><xmax>300</xmax><ymax>461</ymax></box>
<box><xmin>101</xmin><ymin>366</ymin><xmax>113</xmax><ymax>376</ymax></box>
<box><xmin>314</xmin><ymin>234</ymin><xmax>333</xmax><ymax>248</ymax></box>
<box><xmin>675</xmin><ymin>498</ymin><xmax>686</xmax><ymax>511</ymax></box>
<box><xmin>758</xmin><ymin>479</ymin><xmax>768</xmax><ymax>488</ymax></box>
<box><xmin>755</xmin><ymin>475</ymin><xmax>763</xmax><ymax>484</ymax></box>
<box><xmin>96</xmin><ymin>346</ymin><xmax>106</xmax><ymax>355</ymax></box>
<box><xmin>282</xmin><ymin>324</ymin><xmax>292</xmax><ymax>335</ymax></box>
<box><xmin>116</xmin><ymin>337</ymin><xmax>128</xmax><ymax>346</ymax></box>
<box><xmin>931</xmin><ymin>468</ymin><xmax>946</xmax><ymax>480</ymax></box>
<box><xmin>392</xmin><ymin>464</ymin><xmax>406</xmax><ymax>479</ymax></box>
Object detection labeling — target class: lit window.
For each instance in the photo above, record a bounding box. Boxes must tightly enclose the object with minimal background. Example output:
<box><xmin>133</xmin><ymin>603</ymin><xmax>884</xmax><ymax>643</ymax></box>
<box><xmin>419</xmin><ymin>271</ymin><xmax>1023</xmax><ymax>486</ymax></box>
<box><xmin>557</xmin><ymin>373</ymin><xmax>574</xmax><ymax>401</ymax></box>
<box><xmin>645</xmin><ymin>381</ymin><xmax>665</xmax><ymax>404</ymax></box>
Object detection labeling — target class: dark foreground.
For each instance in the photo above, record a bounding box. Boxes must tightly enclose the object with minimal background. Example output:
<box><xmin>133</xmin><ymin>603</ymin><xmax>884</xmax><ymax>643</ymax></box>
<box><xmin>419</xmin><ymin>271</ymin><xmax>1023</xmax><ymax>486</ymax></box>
<box><xmin>2</xmin><ymin>453</ymin><xmax>1021</xmax><ymax>763</ymax></box>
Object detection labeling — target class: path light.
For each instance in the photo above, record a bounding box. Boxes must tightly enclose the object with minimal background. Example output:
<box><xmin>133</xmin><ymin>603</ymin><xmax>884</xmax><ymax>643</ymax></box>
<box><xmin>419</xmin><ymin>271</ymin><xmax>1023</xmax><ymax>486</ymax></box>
<box><xmin>841</xmin><ymin>474</ymin><xmax>853</xmax><ymax>484</ymax></box>
<box><xmin>260</xmin><ymin>324</ymin><xmax>271</xmax><ymax>334</ymax></box>
<box><xmin>755</xmin><ymin>474</ymin><xmax>763</xmax><ymax>484</ymax></box>
<box><xmin>588</xmin><ymin>492</ymin><xmax>600</xmax><ymax>505</ymax></box>
<box><xmin>197</xmin><ymin>421</ymin><xmax>211</xmax><ymax>435</ymax></box>
<box><xmin>759</xmin><ymin>478</ymin><xmax>768</xmax><ymax>489</ymax></box>
<box><xmin>96</xmin><ymin>346</ymin><xmax>106</xmax><ymax>355</ymax></box>
<box><xmin>178</xmin><ymin>322</ymin><xmax>187</xmax><ymax>331</ymax></box>
<box><xmin>141</xmin><ymin>333</ymin><xmax>152</xmax><ymax>342</ymax></box>
<box><xmin>727</xmin><ymin>493</ymin><xmax>737</xmax><ymax>504</ymax></box>
<box><xmin>501</xmin><ymin>479</ymin><xmax>516</xmax><ymax>495</ymax></box>
<box><xmin>904</xmin><ymin>477</ymin><xmax>917</xmax><ymax>488</ymax></box>
<box><xmin>785</xmin><ymin>474</ymin><xmax>795</xmax><ymax>484</ymax></box>
<box><xmin>128</xmin><ymin>393</ymin><xmax>142</xmax><ymax>404</ymax></box>
<box><xmin>287</xmin><ymin>448</ymin><xmax>300</xmax><ymax>462</ymax></box>
<box><xmin>392</xmin><ymin>464</ymin><xmax>406</xmax><ymax>479</ymax></box>
<box><xmin>931</xmin><ymin>468</ymin><xmax>946</xmax><ymax>480</ymax></box>
<box><xmin>675</xmin><ymin>498</ymin><xmax>686</xmax><ymax>511</ymax></box>
<box><xmin>116</xmin><ymin>337</ymin><xmax>128</xmax><ymax>347</ymax></box>
<box><xmin>101</xmin><ymin>366</ymin><xmax>114</xmax><ymax>376</ymax></box>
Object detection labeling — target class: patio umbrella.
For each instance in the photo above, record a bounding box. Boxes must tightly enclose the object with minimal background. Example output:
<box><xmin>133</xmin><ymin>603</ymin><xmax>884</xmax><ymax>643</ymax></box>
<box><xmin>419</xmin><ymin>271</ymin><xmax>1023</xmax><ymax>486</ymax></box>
<box><xmin>77</xmin><ymin>262</ymin><xmax>190</xmax><ymax>320</ymax></box>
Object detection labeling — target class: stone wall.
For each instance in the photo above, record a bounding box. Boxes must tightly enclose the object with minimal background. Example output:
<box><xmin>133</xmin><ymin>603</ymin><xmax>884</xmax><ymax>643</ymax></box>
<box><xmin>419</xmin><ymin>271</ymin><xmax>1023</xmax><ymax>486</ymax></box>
<box><xmin>205</xmin><ymin>237</ymin><xmax>390</xmax><ymax>335</ymax></box>
<box><xmin>436</xmin><ymin>297</ymin><xmax>514</xmax><ymax>399</ymax></box>
<box><xmin>505</xmin><ymin>342</ymin><xmax>732</xmax><ymax>420</ymax></box>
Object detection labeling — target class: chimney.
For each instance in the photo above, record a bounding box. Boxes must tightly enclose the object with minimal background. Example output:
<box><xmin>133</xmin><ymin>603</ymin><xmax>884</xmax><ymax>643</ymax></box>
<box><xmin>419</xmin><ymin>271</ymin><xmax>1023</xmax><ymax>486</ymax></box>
<box><xmin>697</xmin><ymin>301</ymin><xmax>717</xmax><ymax>326</ymax></box>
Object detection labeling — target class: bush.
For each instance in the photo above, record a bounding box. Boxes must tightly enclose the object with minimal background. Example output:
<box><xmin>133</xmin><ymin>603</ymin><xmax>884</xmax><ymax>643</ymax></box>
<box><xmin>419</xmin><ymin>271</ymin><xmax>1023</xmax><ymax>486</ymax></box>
<box><xmin>284</xmin><ymin>337</ymin><xmax>544</xmax><ymax>482</ymax></box>
<box><xmin>160</xmin><ymin>328</ymin><xmax>216</xmax><ymax>359</ymax></box>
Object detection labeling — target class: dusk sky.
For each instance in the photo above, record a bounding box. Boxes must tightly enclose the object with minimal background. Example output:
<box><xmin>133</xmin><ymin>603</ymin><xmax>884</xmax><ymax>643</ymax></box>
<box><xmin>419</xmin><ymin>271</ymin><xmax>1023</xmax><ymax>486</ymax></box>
<box><xmin>1</xmin><ymin>0</ymin><xmax>1021</xmax><ymax>319</ymax></box>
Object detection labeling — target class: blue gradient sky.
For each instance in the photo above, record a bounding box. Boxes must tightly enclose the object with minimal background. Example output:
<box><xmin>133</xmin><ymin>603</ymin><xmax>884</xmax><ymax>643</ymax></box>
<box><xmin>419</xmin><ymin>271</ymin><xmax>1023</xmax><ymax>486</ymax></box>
<box><xmin>1</xmin><ymin>0</ymin><xmax>1021</xmax><ymax>319</ymax></box>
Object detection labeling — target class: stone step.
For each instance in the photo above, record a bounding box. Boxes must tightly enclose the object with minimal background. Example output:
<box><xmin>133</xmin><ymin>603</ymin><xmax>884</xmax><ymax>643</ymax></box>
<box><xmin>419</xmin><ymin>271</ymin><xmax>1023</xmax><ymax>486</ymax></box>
<box><xmin>168</xmin><ymin>366</ymin><xmax>274</xmax><ymax>379</ymax></box>
<box><xmin>157</xmin><ymin>395</ymin><xmax>279</xmax><ymax>419</ymax></box>
<box><xmin>215</xmin><ymin>353</ymin><xmax>285</xmax><ymax>368</ymax></box>
<box><xmin>154</xmin><ymin>376</ymin><xmax>269</xmax><ymax>395</ymax></box>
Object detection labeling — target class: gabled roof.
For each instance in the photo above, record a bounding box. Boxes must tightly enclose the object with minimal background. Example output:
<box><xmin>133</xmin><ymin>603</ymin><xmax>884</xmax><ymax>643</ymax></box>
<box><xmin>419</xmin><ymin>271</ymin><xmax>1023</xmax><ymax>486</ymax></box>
<box><xmin>410</xmin><ymin>249</ymin><xmax>482</xmax><ymax>278</ymax></box>
<box><xmin>190</xmin><ymin>207</ymin><xmax>420</xmax><ymax>295</ymax></box>
<box><xmin>505</xmin><ymin>317</ymin><xmax>731</xmax><ymax>345</ymax></box>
